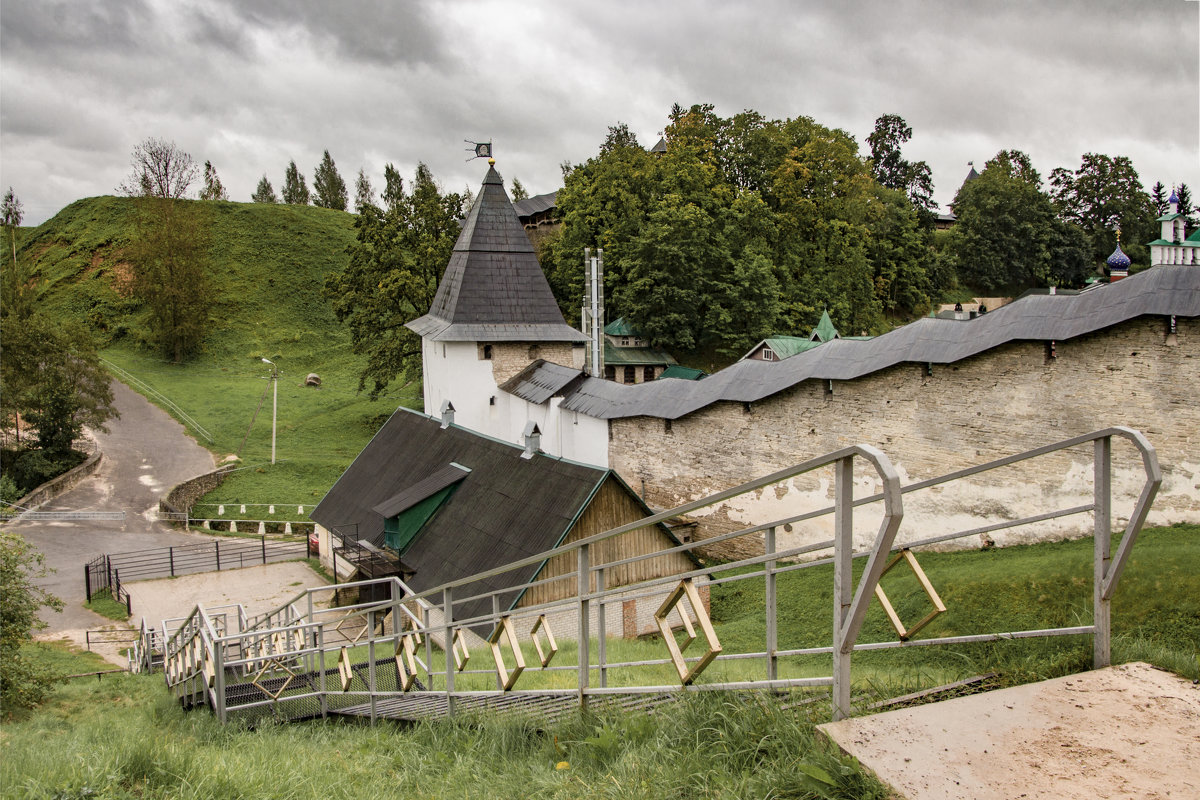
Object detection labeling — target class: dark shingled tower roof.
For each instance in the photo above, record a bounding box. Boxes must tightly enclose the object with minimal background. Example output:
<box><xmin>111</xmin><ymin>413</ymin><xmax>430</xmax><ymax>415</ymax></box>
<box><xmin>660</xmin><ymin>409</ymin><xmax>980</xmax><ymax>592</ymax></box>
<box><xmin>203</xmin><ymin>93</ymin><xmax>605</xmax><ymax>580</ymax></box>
<box><xmin>407</xmin><ymin>164</ymin><xmax>587</xmax><ymax>342</ymax></box>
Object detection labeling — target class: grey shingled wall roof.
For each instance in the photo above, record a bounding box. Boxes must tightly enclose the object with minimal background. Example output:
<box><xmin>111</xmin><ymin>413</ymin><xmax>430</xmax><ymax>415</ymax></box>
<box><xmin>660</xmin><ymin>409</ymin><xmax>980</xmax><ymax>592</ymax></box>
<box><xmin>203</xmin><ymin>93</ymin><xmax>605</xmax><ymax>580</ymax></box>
<box><xmin>311</xmin><ymin>407</ymin><xmax>606</xmax><ymax>624</ymax></box>
<box><xmin>407</xmin><ymin>166</ymin><xmax>585</xmax><ymax>343</ymax></box>
<box><xmin>556</xmin><ymin>265</ymin><xmax>1200</xmax><ymax>420</ymax></box>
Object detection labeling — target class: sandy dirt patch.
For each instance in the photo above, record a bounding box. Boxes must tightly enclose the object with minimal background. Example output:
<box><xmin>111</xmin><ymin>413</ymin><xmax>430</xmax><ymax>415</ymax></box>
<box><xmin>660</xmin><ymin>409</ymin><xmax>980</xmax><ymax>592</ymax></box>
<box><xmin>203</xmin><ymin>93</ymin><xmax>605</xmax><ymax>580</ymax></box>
<box><xmin>818</xmin><ymin>662</ymin><xmax>1200</xmax><ymax>799</ymax></box>
<box><xmin>126</xmin><ymin>561</ymin><xmax>330</xmax><ymax>628</ymax></box>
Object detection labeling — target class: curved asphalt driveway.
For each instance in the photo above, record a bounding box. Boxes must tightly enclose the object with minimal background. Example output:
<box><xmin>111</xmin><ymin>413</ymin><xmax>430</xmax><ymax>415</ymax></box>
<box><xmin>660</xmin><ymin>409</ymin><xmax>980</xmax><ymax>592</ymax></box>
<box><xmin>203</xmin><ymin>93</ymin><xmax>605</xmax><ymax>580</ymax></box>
<box><xmin>10</xmin><ymin>379</ymin><xmax>217</xmax><ymax>631</ymax></box>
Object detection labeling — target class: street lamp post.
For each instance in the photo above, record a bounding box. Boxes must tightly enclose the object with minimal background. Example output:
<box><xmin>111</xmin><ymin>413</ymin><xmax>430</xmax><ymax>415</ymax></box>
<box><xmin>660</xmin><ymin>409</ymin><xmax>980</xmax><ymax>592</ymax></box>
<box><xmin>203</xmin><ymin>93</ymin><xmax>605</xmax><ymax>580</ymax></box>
<box><xmin>262</xmin><ymin>358</ymin><xmax>277</xmax><ymax>464</ymax></box>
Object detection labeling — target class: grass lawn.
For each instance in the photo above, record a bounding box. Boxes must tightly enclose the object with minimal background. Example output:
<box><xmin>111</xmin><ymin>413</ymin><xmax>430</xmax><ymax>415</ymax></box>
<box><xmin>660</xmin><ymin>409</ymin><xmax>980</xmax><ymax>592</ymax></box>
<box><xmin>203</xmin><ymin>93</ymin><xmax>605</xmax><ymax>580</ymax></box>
<box><xmin>5</xmin><ymin>525</ymin><xmax>1194</xmax><ymax>799</ymax></box>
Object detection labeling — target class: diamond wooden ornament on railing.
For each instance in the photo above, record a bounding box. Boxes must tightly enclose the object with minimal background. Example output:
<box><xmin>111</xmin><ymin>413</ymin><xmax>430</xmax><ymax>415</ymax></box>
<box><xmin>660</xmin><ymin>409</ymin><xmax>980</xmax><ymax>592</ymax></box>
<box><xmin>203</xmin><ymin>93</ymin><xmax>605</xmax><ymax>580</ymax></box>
<box><xmin>488</xmin><ymin>616</ymin><xmax>526</xmax><ymax>690</ymax></box>
<box><xmin>530</xmin><ymin>615</ymin><xmax>558</xmax><ymax>668</ymax></box>
<box><xmin>873</xmin><ymin>548</ymin><xmax>947</xmax><ymax>641</ymax></box>
<box><xmin>655</xmin><ymin>578</ymin><xmax>721</xmax><ymax>685</ymax></box>
<box><xmin>250</xmin><ymin>658</ymin><xmax>298</xmax><ymax>701</ymax></box>
<box><xmin>451</xmin><ymin>628</ymin><xmax>470</xmax><ymax>672</ymax></box>
<box><xmin>337</xmin><ymin>646</ymin><xmax>354</xmax><ymax>691</ymax></box>
<box><xmin>395</xmin><ymin>633</ymin><xmax>420</xmax><ymax>691</ymax></box>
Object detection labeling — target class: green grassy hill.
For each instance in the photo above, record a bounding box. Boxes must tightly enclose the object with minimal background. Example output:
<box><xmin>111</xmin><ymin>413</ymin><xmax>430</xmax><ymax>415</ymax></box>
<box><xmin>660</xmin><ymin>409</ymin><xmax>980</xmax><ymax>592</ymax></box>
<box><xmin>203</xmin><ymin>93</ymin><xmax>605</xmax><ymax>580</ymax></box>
<box><xmin>12</xmin><ymin>196</ymin><xmax>420</xmax><ymax>505</ymax></box>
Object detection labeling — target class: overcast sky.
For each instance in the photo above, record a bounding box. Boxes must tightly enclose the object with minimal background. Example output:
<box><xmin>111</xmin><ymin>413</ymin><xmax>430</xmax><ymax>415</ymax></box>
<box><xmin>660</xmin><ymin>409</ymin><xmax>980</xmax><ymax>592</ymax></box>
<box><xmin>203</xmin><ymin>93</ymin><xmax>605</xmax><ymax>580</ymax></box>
<box><xmin>2</xmin><ymin>0</ymin><xmax>1197</xmax><ymax>227</ymax></box>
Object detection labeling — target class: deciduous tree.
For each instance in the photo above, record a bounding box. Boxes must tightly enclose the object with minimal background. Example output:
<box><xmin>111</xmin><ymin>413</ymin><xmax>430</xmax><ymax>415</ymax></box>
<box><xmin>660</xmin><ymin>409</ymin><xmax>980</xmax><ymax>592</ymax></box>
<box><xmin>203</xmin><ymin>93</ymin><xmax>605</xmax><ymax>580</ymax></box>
<box><xmin>509</xmin><ymin>177</ymin><xmax>529</xmax><ymax>201</ymax></box>
<box><xmin>354</xmin><ymin>168</ymin><xmax>375</xmax><ymax>213</ymax></box>
<box><xmin>0</xmin><ymin>532</ymin><xmax>65</xmax><ymax>712</ymax></box>
<box><xmin>119</xmin><ymin>140</ymin><xmax>213</xmax><ymax>362</ymax></box>
<box><xmin>118</xmin><ymin>137</ymin><xmax>198</xmax><ymax>199</ymax></box>
<box><xmin>324</xmin><ymin>163</ymin><xmax>464</xmax><ymax>397</ymax></box>
<box><xmin>313</xmin><ymin>150</ymin><xmax>348</xmax><ymax>211</ymax></box>
<box><xmin>0</xmin><ymin>313</ymin><xmax>116</xmax><ymax>457</ymax></box>
<box><xmin>199</xmin><ymin>160</ymin><xmax>228</xmax><ymax>201</ymax></box>
<box><xmin>382</xmin><ymin>163</ymin><xmax>404</xmax><ymax>212</ymax></box>
<box><xmin>251</xmin><ymin>175</ymin><xmax>278</xmax><ymax>203</ymax></box>
<box><xmin>282</xmin><ymin>160</ymin><xmax>309</xmax><ymax>205</ymax></box>
<box><xmin>124</xmin><ymin>196</ymin><xmax>212</xmax><ymax>362</ymax></box>
<box><xmin>950</xmin><ymin>150</ymin><xmax>1059</xmax><ymax>291</ymax></box>
<box><xmin>1049</xmin><ymin>154</ymin><xmax>1152</xmax><ymax>265</ymax></box>
<box><xmin>867</xmin><ymin>114</ymin><xmax>936</xmax><ymax>217</ymax></box>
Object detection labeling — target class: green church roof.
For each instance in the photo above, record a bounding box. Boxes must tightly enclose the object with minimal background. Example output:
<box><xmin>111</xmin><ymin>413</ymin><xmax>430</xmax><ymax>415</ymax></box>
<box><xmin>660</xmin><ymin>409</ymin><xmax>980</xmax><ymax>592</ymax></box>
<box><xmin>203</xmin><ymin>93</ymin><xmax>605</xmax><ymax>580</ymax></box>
<box><xmin>658</xmin><ymin>365</ymin><xmax>706</xmax><ymax>381</ymax></box>
<box><xmin>604</xmin><ymin>317</ymin><xmax>640</xmax><ymax>337</ymax></box>
<box><xmin>760</xmin><ymin>337</ymin><xmax>823</xmax><ymax>359</ymax></box>
<box><xmin>810</xmin><ymin>310</ymin><xmax>840</xmax><ymax>342</ymax></box>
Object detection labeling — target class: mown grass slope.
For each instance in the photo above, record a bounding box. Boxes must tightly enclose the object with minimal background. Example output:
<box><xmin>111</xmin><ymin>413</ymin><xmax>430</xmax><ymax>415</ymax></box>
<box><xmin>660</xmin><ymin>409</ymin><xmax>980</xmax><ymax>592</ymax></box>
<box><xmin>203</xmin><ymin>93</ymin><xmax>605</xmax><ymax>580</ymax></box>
<box><xmin>15</xmin><ymin>196</ymin><xmax>419</xmax><ymax>504</ymax></box>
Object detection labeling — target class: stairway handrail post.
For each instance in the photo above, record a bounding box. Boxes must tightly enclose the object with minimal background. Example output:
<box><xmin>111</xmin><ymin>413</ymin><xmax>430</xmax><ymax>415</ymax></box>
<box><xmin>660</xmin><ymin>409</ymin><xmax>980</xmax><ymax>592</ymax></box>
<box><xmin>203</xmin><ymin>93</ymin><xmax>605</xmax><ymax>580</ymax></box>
<box><xmin>1093</xmin><ymin>435</ymin><xmax>1113</xmax><ymax>667</ymax></box>
<box><xmin>831</xmin><ymin>455</ymin><xmax>855</xmax><ymax>721</ymax></box>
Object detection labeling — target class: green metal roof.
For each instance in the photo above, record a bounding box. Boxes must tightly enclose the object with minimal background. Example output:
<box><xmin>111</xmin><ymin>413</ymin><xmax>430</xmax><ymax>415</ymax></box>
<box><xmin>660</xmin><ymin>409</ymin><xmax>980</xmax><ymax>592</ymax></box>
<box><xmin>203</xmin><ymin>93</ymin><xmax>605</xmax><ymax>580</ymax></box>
<box><xmin>604</xmin><ymin>317</ymin><xmax>640</xmax><ymax>337</ymax></box>
<box><xmin>658</xmin><ymin>365</ymin><xmax>706</xmax><ymax>381</ymax></box>
<box><xmin>760</xmin><ymin>337</ymin><xmax>823</xmax><ymax>358</ymax></box>
<box><xmin>810</xmin><ymin>310</ymin><xmax>840</xmax><ymax>342</ymax></box>
<box><xmin>1156</xmin><ymin>211</ymin><xmax>1188</xmax><ymax>222</ymax></box>
<box><xmin>604</xmin><ymin>340</ymin><xmax>677</xmax><ymax>366</ymax></box>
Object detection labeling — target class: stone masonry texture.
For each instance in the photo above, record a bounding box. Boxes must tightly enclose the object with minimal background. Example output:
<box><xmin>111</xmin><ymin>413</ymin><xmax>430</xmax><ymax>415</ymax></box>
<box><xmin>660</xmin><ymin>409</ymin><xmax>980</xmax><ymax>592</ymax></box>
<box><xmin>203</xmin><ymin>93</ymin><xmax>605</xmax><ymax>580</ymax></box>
<box><xmin>609</xmin><ymin>316</ymin><xmax>1199</xmax><ymax>559</ymax></box>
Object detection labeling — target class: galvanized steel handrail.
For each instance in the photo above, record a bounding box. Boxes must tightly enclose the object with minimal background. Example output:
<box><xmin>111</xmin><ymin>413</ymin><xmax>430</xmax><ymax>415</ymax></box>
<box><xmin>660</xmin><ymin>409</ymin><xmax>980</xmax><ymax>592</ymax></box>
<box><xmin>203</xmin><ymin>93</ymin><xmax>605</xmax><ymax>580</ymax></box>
<box><xmin>164</xmin><ymin>429</ymin><xmax>1159</xmax><ymax>725</ymax></box>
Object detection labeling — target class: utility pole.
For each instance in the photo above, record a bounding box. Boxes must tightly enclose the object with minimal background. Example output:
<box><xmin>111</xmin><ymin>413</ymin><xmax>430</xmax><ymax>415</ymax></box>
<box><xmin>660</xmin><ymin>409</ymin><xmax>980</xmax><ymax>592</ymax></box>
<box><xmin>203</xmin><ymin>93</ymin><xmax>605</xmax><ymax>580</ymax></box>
<box><xmin>262</xmin><ymin>358</ymin><xmax>278</xmax><ymax>464</ymax></box>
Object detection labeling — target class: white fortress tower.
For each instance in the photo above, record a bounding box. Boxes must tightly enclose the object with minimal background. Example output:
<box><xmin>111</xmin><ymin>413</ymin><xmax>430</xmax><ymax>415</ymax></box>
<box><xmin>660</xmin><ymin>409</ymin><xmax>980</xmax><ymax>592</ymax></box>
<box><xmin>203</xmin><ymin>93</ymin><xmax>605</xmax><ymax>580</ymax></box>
<box><xmin>406</xmin><ymin>162</ymin><xmax>608</xmax><ymax>464</ymax></box>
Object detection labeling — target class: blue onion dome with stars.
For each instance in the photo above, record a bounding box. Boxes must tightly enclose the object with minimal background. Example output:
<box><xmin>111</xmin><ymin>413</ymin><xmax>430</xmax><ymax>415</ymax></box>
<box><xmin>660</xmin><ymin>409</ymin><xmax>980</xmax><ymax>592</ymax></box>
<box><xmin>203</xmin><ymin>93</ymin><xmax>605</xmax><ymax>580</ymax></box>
<box><xmin>1107</xmin><ymin>242</ymin><xmax>1131</xmax><ymax>270</ymax></box>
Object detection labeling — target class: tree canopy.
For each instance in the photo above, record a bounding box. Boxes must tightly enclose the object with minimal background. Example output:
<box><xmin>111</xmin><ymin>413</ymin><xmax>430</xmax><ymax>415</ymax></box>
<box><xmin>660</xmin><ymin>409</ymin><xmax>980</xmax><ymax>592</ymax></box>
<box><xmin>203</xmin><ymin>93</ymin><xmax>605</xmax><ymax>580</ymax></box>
<box><xmin>1049</xmin><ymin>153</ymin><xmax>1153</xmax><ymax>265</ymax></box>
<box><xmin>199</xmin><ymin>160</ymin><xmax>228</xmax><ymax>201</ymax></box>
<box><xmin>282</xmin><ymin>160</ymin><xmax>309</xmax><ymax>205</ymax></box>
<box><xmin>251</xmin><ymin>175</ymin><xmax>278</xmax><ymax>203</ymax></box>
<box><xmin>0</xmin><ymin>532</ymin><xmax>65</xmax><ymax>711</ymax></box>
<box><xmin>543</xmin><ymin>106</ymin><xmax>941</xmax><ymax>356</ymax></box>
<box><xmin>354</xmin><ymin>168</ymin><xmax>374</xmax><ymax>213</ymax></box>
<box><xmin>324</xmin><ymin>163</ymin><xmax>464</xmax><ymax>397</ymax></box>
<box><xmin>867</xmin><ymin>114</ymin><xmax>935</xmax><ymax>216</ymax></box>
<box><xmin>118</xmin><ymin>138</ymin><xmax>198</xmax><ymax>199</ymax></box>
<box><xmin>313</xmin><ymin>150</ymin><xmax>348</xmax><ymax>211</ymax></box>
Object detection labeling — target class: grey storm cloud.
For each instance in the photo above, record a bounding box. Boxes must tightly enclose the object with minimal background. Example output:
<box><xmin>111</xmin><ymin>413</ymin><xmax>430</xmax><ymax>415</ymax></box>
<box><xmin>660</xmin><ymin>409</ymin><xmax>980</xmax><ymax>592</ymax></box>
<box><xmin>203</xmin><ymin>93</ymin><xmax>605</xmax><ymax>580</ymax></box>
<box><xmin>0</xmin><ymin>0</ymin><xmax>1195</xmax><ymax>225</ymax></box>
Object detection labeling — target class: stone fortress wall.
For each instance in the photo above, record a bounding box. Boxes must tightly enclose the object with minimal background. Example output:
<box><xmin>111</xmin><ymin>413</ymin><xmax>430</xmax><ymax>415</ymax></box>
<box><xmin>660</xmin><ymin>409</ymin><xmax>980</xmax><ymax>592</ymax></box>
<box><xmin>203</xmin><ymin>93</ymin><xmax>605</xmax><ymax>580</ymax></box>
<box><xmin>608</xmin><ymin>316</ymin><xmax>1199</xmax><ymax>559</ymax></box>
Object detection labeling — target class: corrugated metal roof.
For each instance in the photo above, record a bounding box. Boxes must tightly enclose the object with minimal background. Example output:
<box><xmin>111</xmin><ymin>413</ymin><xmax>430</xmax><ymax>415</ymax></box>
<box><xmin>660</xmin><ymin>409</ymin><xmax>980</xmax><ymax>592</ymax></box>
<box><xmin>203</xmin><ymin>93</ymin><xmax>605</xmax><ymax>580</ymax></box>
<box><xmin>407</xmin><ymin>166</ymin><xmax>586</xmax><ymax>343</ymax></box>
<box><xmin>498</xmin><ymin>360</ymin><xmax>586</xmax><ymax>404</ymax></box>
<box><xmin>558</xmin><ymin>265</ymin><xmax>1200</xmax><ymax>420</ymax></box>
<box><xmin>658</xmin><ymin>365</ymin><xmax>706</xmax><ymax>380</ymax></box>
<box><xmin>513</xmin><ymin>191</ymin><xmax>557</xmax><ymax>220</ymax></box>
<box><xmin>604</xmin><ymin>341</ymin><xmax>677</xmax><ymax>366</ymax></box>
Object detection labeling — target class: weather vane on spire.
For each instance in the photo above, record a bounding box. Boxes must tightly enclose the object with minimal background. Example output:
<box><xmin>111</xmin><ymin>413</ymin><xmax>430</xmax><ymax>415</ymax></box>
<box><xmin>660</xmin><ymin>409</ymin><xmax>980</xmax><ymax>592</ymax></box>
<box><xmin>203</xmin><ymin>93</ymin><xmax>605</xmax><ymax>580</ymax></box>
<box><xmin>465</xmin><ymin>140</ymin><xmax>493</xmax><ymax>162</ymax></box>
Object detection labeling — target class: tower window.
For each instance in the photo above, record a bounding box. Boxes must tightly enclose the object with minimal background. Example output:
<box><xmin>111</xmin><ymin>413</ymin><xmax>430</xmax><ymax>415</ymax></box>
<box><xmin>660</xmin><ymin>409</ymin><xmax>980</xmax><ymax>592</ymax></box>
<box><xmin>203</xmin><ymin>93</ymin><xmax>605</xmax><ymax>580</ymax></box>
<box><xmin>481</xmin><ymin>344</ymin><xmax>493</xmax><ymax>360</ymax></box>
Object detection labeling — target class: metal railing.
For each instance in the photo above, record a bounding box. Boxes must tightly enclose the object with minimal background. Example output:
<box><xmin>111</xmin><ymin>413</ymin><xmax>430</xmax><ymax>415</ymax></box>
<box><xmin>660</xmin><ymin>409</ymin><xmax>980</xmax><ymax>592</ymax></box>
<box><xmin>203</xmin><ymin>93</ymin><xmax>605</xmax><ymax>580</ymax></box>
<box><xmin>87</xmin><ymin>536</ymin><xmax>311</xmax><ymax>585</ymax></box>
<box><xmin>158</xmin><ymin>428</ymin><xmax>1159</xmax><ymax>724</ymax></box>
<box><xmin>102</xmin><ymin>359</ymin><xmax>214</xmax><ymax>443</ymax></box>
<box><xmin>84</xmin><ymin>555</ymin><xmax>133</xmax><ymax>615</ymax></box>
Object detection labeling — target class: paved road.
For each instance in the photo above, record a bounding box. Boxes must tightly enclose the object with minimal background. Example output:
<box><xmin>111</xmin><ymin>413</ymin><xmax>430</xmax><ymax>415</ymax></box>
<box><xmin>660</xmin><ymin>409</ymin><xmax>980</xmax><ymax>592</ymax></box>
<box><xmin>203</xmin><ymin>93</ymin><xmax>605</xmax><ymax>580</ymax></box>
<box><xmin>9</xmin><ymin>379</ymin><xmax>217</xmax><ymax>631</ymax></box>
